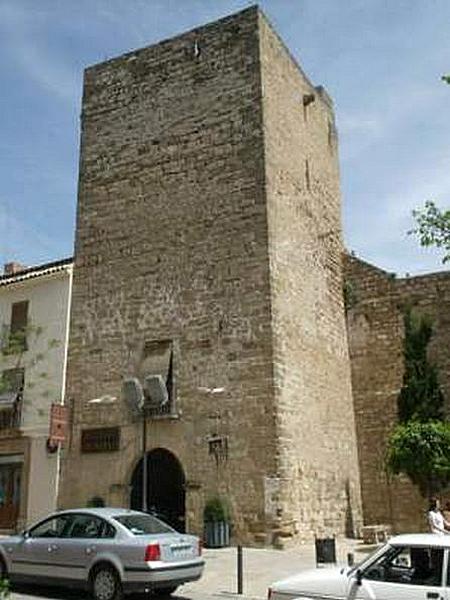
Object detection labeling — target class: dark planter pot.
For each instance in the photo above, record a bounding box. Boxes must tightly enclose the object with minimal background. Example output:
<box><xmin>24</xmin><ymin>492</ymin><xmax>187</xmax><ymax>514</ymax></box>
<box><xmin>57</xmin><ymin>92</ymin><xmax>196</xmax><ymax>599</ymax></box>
<box><xmin>204</xmin><ymin>520</ymin><xmax>230</xmax><ymax>548</ymax></box>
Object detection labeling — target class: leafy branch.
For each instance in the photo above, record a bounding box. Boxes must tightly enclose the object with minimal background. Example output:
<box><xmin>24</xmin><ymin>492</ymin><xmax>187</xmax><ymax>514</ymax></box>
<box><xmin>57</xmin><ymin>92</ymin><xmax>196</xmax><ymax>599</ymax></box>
<box><xmin>409</xmin><ymin>201</ymin><xmax>450</xmax><ymax>264</ymax></box>
<box><xmin>386</xmin><ymin>421</ymin><xmax>450</xmax><ymax>497</ymax></box>
<box><xmin>0</xmin><ymin>323</ymin><xmax>61</xmax><ymax>422</ymax></box>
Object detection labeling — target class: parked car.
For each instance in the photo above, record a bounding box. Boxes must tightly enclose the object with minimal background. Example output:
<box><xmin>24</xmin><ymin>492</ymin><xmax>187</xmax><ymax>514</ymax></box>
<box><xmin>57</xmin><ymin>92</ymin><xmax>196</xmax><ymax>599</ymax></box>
<box><xmin>268</xmin><ymin>533</ymin><xmax>450</xmax><ymax>600</ymax></box>
<box><xmin>0</xmin><ymin>507</ymin><xmax>204</xmax><ymax>600</ymax></box>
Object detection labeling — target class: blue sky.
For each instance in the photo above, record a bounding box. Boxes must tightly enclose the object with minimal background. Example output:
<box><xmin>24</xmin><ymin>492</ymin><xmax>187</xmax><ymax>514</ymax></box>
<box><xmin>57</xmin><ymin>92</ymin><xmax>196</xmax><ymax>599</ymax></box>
<box><xmin>0</xmin><ymin>0</ymin><xmax>449</xmax><ymax>275</ymax></box>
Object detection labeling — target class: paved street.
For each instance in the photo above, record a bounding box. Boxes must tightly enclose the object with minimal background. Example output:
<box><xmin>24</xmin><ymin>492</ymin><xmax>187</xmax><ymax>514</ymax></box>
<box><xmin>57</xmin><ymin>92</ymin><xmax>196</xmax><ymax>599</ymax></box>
<box><xmin>10</xmin><ymin>540</ymin><xmax>375</xmax><ymax>600</ymax></box>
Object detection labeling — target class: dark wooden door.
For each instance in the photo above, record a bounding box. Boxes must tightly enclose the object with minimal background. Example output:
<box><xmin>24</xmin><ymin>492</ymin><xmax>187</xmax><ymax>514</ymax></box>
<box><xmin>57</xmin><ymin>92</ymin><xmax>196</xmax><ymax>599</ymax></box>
<box><xmin>0</xmin><ymin>464</ymin><xmax>21</xmax><ymax>529</ymax></box>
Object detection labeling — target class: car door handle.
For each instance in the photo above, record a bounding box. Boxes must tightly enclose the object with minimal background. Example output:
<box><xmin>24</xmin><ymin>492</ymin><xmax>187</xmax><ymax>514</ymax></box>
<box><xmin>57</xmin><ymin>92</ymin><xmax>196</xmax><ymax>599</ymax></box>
<box><xmin>86</xmin><ymin>546</ymin><xmax>96</xmax><ymax>555</ymax></box>
<box><xmin>426</xmin><ymin>593</ymin><xmax>440</xmax><ymax>599</ymax></box>
<box><xmin>47</xmin><ymin>544</ymin><xmax>58</xmax><ymax>552</ymax></box>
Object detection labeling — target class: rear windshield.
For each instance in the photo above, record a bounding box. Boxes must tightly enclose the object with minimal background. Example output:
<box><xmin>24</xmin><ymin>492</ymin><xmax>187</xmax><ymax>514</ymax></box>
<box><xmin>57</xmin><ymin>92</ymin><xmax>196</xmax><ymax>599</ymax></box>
<box><xmin>113</xmin><ymin>514</ymin><xmax>174</xmax><ymax>535</ymax></box>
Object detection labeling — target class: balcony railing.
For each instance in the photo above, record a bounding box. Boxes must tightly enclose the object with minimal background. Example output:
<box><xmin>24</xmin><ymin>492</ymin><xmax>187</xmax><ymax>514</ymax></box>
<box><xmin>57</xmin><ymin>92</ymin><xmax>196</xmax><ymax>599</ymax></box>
<box><xmin>144</xmin><ymin>400</ymin><xmax>176</xmax><ymax>419</ymax></box>
<box><xmin>0</xmin><ymin>406</ymin><xmax>21</xmax><ymax>430</ymax></box>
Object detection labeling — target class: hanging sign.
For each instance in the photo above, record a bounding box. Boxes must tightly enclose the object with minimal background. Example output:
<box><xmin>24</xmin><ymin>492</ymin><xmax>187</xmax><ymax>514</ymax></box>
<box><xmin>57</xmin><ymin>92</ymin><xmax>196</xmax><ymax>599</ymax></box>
<box><xmin>49</xmin><ymin>403</ymin><xmax>68</xmax><ymax>445</ymax></box>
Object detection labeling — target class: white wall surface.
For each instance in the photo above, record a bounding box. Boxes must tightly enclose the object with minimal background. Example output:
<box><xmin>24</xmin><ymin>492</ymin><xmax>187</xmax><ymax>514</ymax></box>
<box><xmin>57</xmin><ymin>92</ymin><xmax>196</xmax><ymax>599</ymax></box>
<box><xmin>0</xmin><ymin>266</ymin><xmax>72</xmax><ymax>522</ymax></box>
<box><xmin>0</xmin><ymin>269</ymin><xmax>72</xmax><ymax>433</ymax></box>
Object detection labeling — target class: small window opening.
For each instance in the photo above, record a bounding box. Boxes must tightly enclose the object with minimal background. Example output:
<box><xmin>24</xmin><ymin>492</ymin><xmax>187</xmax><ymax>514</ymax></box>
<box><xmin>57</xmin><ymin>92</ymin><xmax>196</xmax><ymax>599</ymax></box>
<box><xmin>305</xmin><ymin>159</ymin><xmax>311</xmax><ymax>191</ymax></box>
<box><xmin>303</xmin><ymin>93</ymin><xmax>315</xmax><ymax>122</ymax></box>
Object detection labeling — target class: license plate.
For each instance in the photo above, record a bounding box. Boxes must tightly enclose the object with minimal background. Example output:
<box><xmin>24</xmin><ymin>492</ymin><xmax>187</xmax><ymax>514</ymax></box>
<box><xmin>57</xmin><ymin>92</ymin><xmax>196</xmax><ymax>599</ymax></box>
<box><xmin>172</xmin><ymin>545</ymin><xmax>192</xmax><ymax>557</ymax></box>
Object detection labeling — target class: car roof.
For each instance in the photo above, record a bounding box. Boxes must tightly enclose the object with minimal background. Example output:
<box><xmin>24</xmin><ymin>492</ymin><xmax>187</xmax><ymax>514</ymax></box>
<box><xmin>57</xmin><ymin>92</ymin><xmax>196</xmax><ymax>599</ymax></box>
<box><xmin>389</xmin><ymin>533</ymin><xmax>450</xmax><ymax>547</ymax></box>
<box><xmin>54</xmin><ymin>507</ymin><xmax>148</xmax><ymax>518</ymax></box>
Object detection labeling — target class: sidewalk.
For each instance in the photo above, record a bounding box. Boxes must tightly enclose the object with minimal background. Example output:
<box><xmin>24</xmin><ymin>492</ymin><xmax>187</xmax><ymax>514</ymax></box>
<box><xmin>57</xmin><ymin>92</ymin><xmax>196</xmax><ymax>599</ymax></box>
<box><xmin>181</xmin><ymin>539</ymin><xmax>378</xmax><ymax>600</ymax></box>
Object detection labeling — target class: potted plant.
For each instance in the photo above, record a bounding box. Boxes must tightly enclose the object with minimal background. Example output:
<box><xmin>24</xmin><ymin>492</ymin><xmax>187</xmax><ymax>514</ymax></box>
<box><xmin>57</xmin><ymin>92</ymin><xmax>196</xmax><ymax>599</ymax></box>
<box><xmin>203</xmin><ymin>496</ymin><xmax>230</xmax><ymax>548</ymax></box>
<box><xmin>0</xmin><ymin>578</ymin><xmax>9</xmax><ymax>599</ymax></box>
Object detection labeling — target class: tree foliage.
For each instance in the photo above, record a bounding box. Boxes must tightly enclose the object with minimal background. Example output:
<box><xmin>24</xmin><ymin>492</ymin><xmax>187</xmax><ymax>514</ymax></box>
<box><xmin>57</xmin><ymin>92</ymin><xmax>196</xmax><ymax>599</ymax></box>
<box><xmin>386</xmin><ymin>421</ymin><xmax>450</xmax><ymax>496</ymax></box>
<box><xmin>410</xmin><ymin>200</ymin><xmax>450</xmax><ymax>264</ymax></box>
<box><xmin>397</xmin><ymin>308</ymin><xmax>444</xmax><ymax>423</ymax></box>
<box><xmin>386</xmin><ymin>307</ymin><xmax>450</xmax><ymax>496</ymax></box>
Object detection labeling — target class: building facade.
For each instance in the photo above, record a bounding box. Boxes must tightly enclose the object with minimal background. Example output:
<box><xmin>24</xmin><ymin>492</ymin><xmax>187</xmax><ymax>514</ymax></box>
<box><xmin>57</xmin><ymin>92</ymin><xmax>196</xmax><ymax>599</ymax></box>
<box><xmin>59</xmin><ymin>7</ymin><xmax>363</xmax><ymax>545</ymax></box>
<box><xmin>0</xmin><ymin>259</ymin><xmax>72</xmax><ymax>530</ymax></box>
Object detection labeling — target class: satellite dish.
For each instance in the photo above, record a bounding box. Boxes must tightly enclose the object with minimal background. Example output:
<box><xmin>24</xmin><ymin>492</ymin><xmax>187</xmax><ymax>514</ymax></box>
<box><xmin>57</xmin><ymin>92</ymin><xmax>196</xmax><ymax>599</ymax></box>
<box><xmin>144</xmin><ymin>374</ymin><xmax>168</xmax><ymax>407</ymax></box>
<box><xmin>122</xmin><ymin>377</ymin><xmax>145</xmax><ymax>416</ymax></box>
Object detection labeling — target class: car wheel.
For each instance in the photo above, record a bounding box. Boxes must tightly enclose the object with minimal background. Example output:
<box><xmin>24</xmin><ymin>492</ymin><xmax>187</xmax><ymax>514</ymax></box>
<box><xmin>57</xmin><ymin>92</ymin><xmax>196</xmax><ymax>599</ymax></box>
<box><xmin>154</xmin><ymin>585</ymin><xmax>178</xmax><ymax>596</ymax></box>
<box><xmin>91</xmin><ymin>565</ymin><xmax>123</xmax><ymax>600</ymax></box>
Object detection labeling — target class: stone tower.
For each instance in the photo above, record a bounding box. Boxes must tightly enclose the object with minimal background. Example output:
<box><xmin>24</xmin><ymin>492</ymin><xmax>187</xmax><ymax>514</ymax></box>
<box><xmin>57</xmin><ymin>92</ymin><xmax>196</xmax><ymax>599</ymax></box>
<box><xmin>60</xmin><ymin>6</ymin><xmax>362</xmax><ymax>545</ymax></box>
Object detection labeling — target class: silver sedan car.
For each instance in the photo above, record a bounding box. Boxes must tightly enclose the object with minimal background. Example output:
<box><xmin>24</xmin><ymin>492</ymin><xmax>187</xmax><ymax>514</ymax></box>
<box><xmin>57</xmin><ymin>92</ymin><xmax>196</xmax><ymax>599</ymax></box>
<box><xmin>0</xmin><ymin>508</ymin><xmax>204</xmax><ymax>600</ymax></box>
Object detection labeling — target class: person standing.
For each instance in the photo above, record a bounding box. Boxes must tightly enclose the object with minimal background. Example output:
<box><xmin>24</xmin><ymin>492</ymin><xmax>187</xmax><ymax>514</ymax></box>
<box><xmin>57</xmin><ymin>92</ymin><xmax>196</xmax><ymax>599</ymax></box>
<box><xmin>428</xmin><ymin>498</ymin><xmax>450</xmax><ymax>534</ymax></box>
<box><xmin>442</xmin><ymin>501</ymin><xmax>450</xmax><ymax>530</ymax></box>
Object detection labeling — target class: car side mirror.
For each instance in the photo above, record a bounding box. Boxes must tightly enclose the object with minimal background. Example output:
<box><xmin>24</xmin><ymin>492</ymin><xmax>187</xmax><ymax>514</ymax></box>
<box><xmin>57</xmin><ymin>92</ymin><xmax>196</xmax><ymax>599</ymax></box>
<box><xmin>355</xmin><ymin>569</ymin><xmax>363</xmax><ymax>586</ymax></box>
<box><xmin>21</xmin><ymin>530</ymin><xmax>30</xmax><ymax>539</ymax></box>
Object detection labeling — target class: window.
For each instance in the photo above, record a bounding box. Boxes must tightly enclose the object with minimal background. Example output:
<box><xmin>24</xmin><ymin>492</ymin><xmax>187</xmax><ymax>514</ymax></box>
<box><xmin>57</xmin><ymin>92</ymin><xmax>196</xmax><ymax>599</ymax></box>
<box><xmin>1</xmin><ymin>369</ymin><xmax>24</xmax><ymax>395</ymax></box>
<box><xmin>81</xmin><ymin>427</ymin><xmax>121</xmax><ymax>453</ymax></box>
<box><xmin>113</xmin><ymin>513</ymin><xmax>173</xmax><ymax>535</ymax></box>
<box><xmin>0</xmin><ymin>369</ymin><xmax>24</xmax><ymax>428</ymax></box>
<box><xmin>302</xmin><ymin>93</ymin><xmax>315</xmax><ymax>121</ymax></box>
<box><xmin>103</xmin><ymin>521</ymin><xmax>116</xmax><ymax>539</ymax></box>
<box><xmin>68</xmin><ymin>514</ymin><xmax>115</xmax><ymax>539</ymax></box>
<box><xmin>9</xmin><ymin>301</ymin><xmax>29</xmax><ymax>352</ymax></box>
<box><xmin>29</xmin><ymin>514</ymin><xmax>74</xmax><ymax>539</ymax></box>
<box><xmin>364</xmin><ymin>545</ymin><xmax>443</xmax><ymax>587</ymax></box>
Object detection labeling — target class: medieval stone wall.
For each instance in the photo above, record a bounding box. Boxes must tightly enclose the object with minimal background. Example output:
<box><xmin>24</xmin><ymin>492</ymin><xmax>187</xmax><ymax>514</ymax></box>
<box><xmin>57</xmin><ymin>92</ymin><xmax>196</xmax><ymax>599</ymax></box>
<box><xmin>61</xmin><ymin>6</ymin><xmax>363</xmax><ymax>545</ymax></box>
<box><xmin>258</xmin><ymin>13</ymin><xmax>362</xmax><ymax>542</ymax></box>
<box><xmin>61</xmin><ymin>7</ymin><xmax>278</xmax><ymax>543</ymax></box>
<box><xmin>345</xmin><ymin>254</ymin><xmax>450</xmax><ymax>532</ymax></box>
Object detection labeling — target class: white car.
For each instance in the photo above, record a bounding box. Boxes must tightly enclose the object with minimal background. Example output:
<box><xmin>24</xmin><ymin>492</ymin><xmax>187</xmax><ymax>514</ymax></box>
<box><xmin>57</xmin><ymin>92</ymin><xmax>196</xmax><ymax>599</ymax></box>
<box><xmin>268</xmin><ymin>533</ymin><xmax>450</xmax><ymax>600</ymax></box>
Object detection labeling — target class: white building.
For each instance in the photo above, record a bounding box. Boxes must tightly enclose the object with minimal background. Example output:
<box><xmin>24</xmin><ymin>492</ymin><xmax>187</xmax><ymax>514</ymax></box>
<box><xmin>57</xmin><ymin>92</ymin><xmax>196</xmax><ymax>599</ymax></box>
<box><xmin>0</xmin><ymin>258</ymin><xmax>72</xmax><ymax>531</ymax></box>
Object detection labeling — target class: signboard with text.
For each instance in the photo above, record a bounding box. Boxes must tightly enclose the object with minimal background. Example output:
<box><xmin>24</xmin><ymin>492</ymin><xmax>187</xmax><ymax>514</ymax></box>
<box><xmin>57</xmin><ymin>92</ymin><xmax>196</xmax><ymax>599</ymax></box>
<box><xmin>49</xmin><ymin>403</ymin><xmax>68</xmax><ymax>445</ymax></box>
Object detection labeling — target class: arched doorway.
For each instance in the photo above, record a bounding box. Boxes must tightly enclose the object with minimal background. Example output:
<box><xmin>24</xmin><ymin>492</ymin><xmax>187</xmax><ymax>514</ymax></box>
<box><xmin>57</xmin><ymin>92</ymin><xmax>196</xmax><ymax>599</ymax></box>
<box><xmin>130</xmin><ymin>448</ymin><xmax>186</xmax><ymax>532</ymax></box>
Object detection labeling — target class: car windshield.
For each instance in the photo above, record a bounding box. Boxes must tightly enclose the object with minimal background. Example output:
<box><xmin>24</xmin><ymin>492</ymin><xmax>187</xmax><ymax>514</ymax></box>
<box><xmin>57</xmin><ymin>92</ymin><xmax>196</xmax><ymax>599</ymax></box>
<box><xmin>347</xmin><ymin>543</ymin><xmax>389</xmax><ymax>576</ymax></box>
<box><xmin>113</xmin><ymin>513</ymin><xmax>174</xmax><ymax>535</ymax></box>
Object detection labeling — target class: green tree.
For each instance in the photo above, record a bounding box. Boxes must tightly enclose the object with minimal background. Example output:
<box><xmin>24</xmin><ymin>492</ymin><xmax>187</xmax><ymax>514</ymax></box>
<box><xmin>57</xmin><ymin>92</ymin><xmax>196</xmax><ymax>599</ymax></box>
<box><xmin>386</xmin><ymin>420</ymin><xmax>450</xmax><ymax>497</ymax></box>
<box><xmin>397</xmin><ymin>308</ymin><xmax>444</xmax><ymax>422</ymax></box>
<box><xmin>410</xmin><ymin>201</ymin><xmax>450</xmax><ymax>264</ymax></box>
<box><xmin>386</xmin><ymin>307</ymin><xmax>450</xmax><ymax>496</ymax></box>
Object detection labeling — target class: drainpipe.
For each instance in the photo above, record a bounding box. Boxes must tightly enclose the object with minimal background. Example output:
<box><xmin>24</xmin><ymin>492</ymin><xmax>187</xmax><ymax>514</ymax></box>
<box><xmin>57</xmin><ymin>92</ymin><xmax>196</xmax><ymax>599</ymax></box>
<box><xmin>54</xmin><ymin>265</ymin><xmax>73</xmax><ymax>510</ymax></box>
